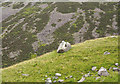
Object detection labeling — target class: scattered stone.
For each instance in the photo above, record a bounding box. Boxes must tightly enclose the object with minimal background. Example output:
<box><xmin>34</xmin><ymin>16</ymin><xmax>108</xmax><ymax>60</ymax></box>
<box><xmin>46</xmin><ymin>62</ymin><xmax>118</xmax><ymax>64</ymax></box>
<box><xmin>84</xmin><ymin>72</ymin><xmax>90</xmax><ymax>77</ymax></box>
<box><xmin>22</xmin><ymin>74</ymin><xmax>29</xmax><ymax>76</ymax></box>
<box><xmin>42</xmin><ymin>79</ymin><xmax>44</xmax><ymax>80</ymax></box>
<box><xmin>53</xmin><ymin>80</ymin><xmax>56</xmax><ymax>83</ymax></box>
<box><xmin>52</xmin><ymin>76</ymin><xmax>58</xmax><ymax>79</ymax></box>
<box><xmin>58</xmin><ymin>79</ymin><xmax>64</xmax><ymax>82</ymax></box>
<box><xmin>65</xmin><ymin>77</ymin><xmax>68</xmax><ymax>79</ymax></box>
<box><xmin>96</xmin><ymin>77</ymin><xmax>101</xmax><ymax>80</ymax></box>
<box><xmin>78</xmin><ymin>77</ymin><xmax>85</xmax><ymax>83</ymax></box>
<box><xmin>98</xmin><ymin>67</ymin><xmax>109</xmax><ymax>76</ymax></box>
<box><xmin>57</xmin><ymin>41</ymin><xmax>71</xmax><ymax>53</ymax></box>
<box><xmin>69</xmin><ymin>75</ymin><xmax>73</xmax><ymax>78</ymax></box>
<box><xmin>104</xmin><ymin>51</ymin><xmax>110</xmax><ymax>55</ymax></box>
<box><xmin>115</xmin><ymin>63</ymin><xmax>118</xmax><ymax>66</ymax></box>
<box><xmin>45</xmin><ymin>75</ymin><xmax>47</xmax><ymax>77</ymax></box>
<box><xmin>55</xmin><ymin>73</ymin><xmax>61</xmax><ymax>77</ymax></box>
<box><xmin>45</xmin><ymin>78</ymin><xmax>52</xmax><ymax>84</ymax></box>
<box><xmin>92</xmin><ymin>66</ymin><xmax>97</xmax><ymax>71</ymax></box>
<box><xmin>113</xmin><ymin>67</ymin><xmax>118</xmax><ymax>71</ymax></box>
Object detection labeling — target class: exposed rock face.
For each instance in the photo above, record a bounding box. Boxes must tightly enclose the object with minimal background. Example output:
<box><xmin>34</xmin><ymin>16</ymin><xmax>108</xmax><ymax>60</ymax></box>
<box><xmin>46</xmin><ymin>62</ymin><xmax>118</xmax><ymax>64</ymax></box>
<box><xmin>1</xmin><ymin>2</ymin><xmax>118</xmax><ymax>67</ymax></box>
<box><xmin>57</xmin><ymin>41</ymin><xmax>71</xmax><ymax>53</ymax></box>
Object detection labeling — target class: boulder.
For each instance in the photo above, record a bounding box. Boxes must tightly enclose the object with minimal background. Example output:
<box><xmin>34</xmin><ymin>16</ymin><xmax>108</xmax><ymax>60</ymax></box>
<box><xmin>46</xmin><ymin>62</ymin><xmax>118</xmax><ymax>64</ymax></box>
<box><xmin>57</xmin><ymin>41</ymin><xmax>71</xmax><ymax>53</ymax></box>
<box><xmin>98</xmin><ymin>67</ymin><xmax>109</xmax><ymax>76</ymax></box>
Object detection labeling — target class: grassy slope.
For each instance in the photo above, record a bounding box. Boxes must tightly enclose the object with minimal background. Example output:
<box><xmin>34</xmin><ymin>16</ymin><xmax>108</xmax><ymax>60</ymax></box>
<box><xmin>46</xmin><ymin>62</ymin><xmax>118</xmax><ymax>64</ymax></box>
<box><xmin>2</xmin><ymin>36</ymin><xmax>118</xmax><ymax>82</ymax></box>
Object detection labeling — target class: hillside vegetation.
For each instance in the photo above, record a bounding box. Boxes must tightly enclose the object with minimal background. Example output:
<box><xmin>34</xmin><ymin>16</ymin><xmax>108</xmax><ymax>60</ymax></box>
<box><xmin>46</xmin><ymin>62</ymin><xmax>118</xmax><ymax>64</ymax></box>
<box><xmin>1</xmin><ymin>2</ymin><xmax>118</xmax><ymax>68</ymax></box>
<box><xmin>2</xmin><ymin>36</ymin><xmax>118</xmax><ymax>82</ymax></box>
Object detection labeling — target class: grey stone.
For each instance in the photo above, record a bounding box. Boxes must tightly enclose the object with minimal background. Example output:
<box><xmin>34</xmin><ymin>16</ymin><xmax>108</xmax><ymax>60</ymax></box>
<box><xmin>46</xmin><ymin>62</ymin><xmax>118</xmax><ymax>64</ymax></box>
<box><xmin>78</xmin><ymin>77</ymin><xmax>85</xmax><ymax>83</ymax></box>
<box><xmin>45</xmin><ymin>78</ymin><xmax>52</xmax><ymax>84</ymax></box>
<box><xmin>57</xmin><ymin>41</ymin><xmax>71</xmax><ymax>53</ymax></box>
<box><xmin>69</xmin><ymin>75</ymin><xmax>73</xmax><ymax>78</ymax></box>
<box><xmin>115</xmin><ymin>63</ymin><xmax>118</xmax><ymax>66</ymax></box>
<box><xmin>96</xmin><ymin>77</ymin><xmax>101</xmax><ymax>80</ymax></box>
<box><xmin>55</xmin><ymin>73</ymin><xmax>61</xmax><ymax>77</ymax></box>
<box><xmin>92</xmin><ymin>66</ymin><xmax>97</xmax><ymax>71</ymax></box>
<box><xmin>98</xmin><ymin>67</ymin><xmax>109</xmax><ymax>76</ymax></box>
<box><xmin>113</xmin><ymin>67</ymin><xmax>118</xmax><ymax>71</ymax></box>
<box><xmin>22</xmin><ymin>74</ymin><xmax>29</xmax><ymax>76</ymax></box>
<box><xmin>58</xmin><ymin>79</ymin><xmax>64</xmax><ymax>82</ymax></box>
<box><xmin>104</xmin><ymin>51</ymin><xmax>110</xmax><ymax>55</ymax></box>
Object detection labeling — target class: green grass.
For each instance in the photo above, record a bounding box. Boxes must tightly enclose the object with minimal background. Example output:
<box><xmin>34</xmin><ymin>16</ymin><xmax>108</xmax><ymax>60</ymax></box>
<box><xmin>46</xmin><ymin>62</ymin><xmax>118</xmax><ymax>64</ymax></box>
<box><xmin>2</xmin><ymin>36</ymin><xmax>118</xmax><ymax>82</ymax></box>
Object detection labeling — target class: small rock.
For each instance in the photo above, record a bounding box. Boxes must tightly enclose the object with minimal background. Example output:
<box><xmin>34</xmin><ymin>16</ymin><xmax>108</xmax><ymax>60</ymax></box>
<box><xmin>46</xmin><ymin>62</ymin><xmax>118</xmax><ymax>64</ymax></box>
<box><xmin>78</xmin><ymin>77</ymin><xmax>85</xmax><ymax>83</ymax></box>
<box><xmin>58</xmin><ymin>79</ymin><xmax>64</xmax><ymax>82</ymax></box>
<box><xmin>115</xmin><ymin>63</ymin><xmax>118</xmax><ymax>66</ymax></box>
<box><xmin>22</xmin><ymin>74</ymin><xmax>29</xmax><ymax>76</ymax></box>
<box><xmin>109</xmin><ymin>67</ymin><xmax>112</xmax><ymax>71</ymax></box>
<box><xmin>65</xmin><ymin>77</ymin><xmax>68</xmax><ymax>79</ymax></box>
<box><xmin>104</xmin><ymin>51</ymin><xmax>110</xmax><ymax>55</ymax></box>
<box><xmin>45</xmin><ymin>78</ymin><xmax>52</xmax><ymax>84</ymax></box>
<box><xmin>98</xmin><ymin>67</ymin><xmax>109</xmax><ymax>76</ymax></box>
<box><xmin>53</xmin><ymin>80</ymin><xmax>56</xmax><ymax>83</ymax></box>
<box><xmin>96</xmin><ymin>77</ymin><xmax>101</xmax><ymax>80</ymax></box>
<box><xmin>55</xmin><ymin>73</ymin><xmax>61</xmax><ymax>77</ymax></box>
<box><xmin>45</xmin><ymin>75</ymin><xmax>47</xmax><ymax>77</ymax></box>
<box><xmin>42</xmin><ymin>79</ymin><xmax>44</xmax><ymax>80</ymax></box>
<box><xmin>113</xmin><ymin>67</ymin><xmax>118</xmax><ymax>71</ymax></box>
<box><xmin>69</xmin><ymin>75</ymin><xmax>73</xmax><ymax>78</ymax></box>
<box><xmin>84</xmin><ymin>72</ymin><xmax>90</xmax><ymax>77</ymax></box>
<box><xmin>92</xmin><ymin>66</ymin><xmax>97</xmax><ymax>71</ymax></box>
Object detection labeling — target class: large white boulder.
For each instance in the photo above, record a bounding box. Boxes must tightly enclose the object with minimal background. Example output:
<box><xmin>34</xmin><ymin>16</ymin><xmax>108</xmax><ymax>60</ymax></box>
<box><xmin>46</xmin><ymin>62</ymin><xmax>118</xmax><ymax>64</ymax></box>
<box><xmin>57</xmin><ymin>41</ymin><xmax>71</xmax><ymax>53</ymax></box>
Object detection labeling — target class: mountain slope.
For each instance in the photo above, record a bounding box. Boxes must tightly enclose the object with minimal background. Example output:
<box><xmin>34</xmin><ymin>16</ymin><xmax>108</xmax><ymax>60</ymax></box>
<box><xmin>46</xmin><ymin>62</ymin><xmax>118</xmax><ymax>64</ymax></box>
<box><xmin>2</xmin><ymin>36</ymin><xmax>118</xmax><ymax>82</ymax></box>
<box><xmin>1</xmin><ymin>2</ymin><xmax>118</xmax><ymax>68</ymax></box>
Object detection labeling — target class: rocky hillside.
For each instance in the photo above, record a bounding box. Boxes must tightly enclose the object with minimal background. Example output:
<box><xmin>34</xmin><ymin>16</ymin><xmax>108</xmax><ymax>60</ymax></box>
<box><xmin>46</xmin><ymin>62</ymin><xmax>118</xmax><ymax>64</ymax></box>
<box><xmin>2</xmin><ymin>36</ymin><xmax>118</xmax><ymax>82</ymax></box>
<box><xmin>1</xmin><ymin>2</ymin><xmax>118</xmax><ymax>68</ymax></box>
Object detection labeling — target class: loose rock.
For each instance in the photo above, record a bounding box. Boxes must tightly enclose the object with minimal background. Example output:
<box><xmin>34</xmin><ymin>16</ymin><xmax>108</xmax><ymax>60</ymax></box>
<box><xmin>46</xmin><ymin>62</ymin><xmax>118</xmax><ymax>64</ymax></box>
<box><xmin>58</xmin><ymin>79</ymin><xmax>64</xmax><ymax>82</ymax></box>
<box><xmin>92</xmin><ymin>66</ymin><xmax>97</xmax><ymax>71</ymax></box>
<box><xmin>113</xmin><ymin>67</ymin><xmax>118</xmax><ymax>71</ymax></box>
<box><xmin>55</xmin><ymin>73</ymin><xmax>61</xmax><ymax>77</ymax></box>
<box><xmin>84</xmin><ymin>72</ymin><xmax>90</xmax><ymax>77</ymax></box>
<box><xmin>98</xmin><ymin>67</ymin><xmax>109</xmax><ymax>76</ymax></box>
<box><xmin>115</xmin><ymin>63</ymin><xmax>118</xmax><ymax>66</ymax></box>
<box><xmin>69</xmin><ymin>75</ymin><xmax>73</xmax><ymax>78</ymax></box>
<box><xmin>22</xmin><ymin>74</ymin><xmax>29</xmax><ymax>76</ymax></box>
<box><xmin>78</xmin><ymin>77</ymin><xmax>85</xmax><ymax>83</ymax></box>
<box><xmin>45</xmin><ymin>78</ymin><xmax>52</xmax><ymax>84</ymax></box>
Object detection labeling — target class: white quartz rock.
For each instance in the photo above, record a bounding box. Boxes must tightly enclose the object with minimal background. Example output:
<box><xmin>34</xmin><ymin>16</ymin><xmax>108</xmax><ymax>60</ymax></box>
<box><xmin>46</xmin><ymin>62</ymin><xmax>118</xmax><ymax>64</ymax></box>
<box><xmin>57</xmin><ymin>41</ymin><xmax>71</xmax><ymax>53</ymax></box>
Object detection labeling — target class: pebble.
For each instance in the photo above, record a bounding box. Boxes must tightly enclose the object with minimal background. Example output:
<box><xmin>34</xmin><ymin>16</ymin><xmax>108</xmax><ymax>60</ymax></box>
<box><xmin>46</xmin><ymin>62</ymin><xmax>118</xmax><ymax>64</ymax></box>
<box><xmin>84</xmin><ymin>72</ymin><xmax>90</xmax><ymax>77</ymax></box>
<box><xmin>78</xmin><ymin>77</ymin><xmax>85</xmax><ymax>83</ymax></box>
<box><xmin>22</xmin><ymin>74</ymin><xmax>29</xmax><ymax>76</ymax></box>
<box><xmin>55</xmin><ymin>73</ymin><xmax>61</xmax><ymax>77</ymax></box>
<box><xmin>53</xmin><ymin>80</ymin><xmax>56</xmax><ymax>83</ymax></box>
<box><xmin>115</xmin><ymin>63</ymin><xmax>118</xmax><ymax>66</ymax></box>
<box><xmin>113</xmin><ymin>67</ymin><xmax>118</xmax><ymax>71</ymax></box>
<box><xmin>69</xmin><ymin>75</ymin><xmax>73</xmax><ymax>78</ymax></box>
<box><xmin>45</xmin><ymin>75</ymin><xmax>47</xmax><ymax>77</ymax></box>
<box><xmin>104</xmin><ymin>51</ymin><xmax>110</xmax><ymax>55</ymax></box>
<box><xmin>92</xmin><ymin>66</ymin><xmax>97</xmax><ymax>71</ymax></box>
<box><xmin>58</xmin><ymin>79</ymin><xmax>64</xmax><ymax>82</ymax></box>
